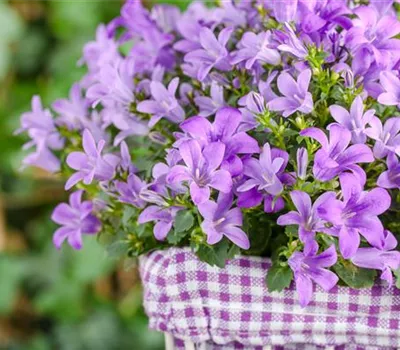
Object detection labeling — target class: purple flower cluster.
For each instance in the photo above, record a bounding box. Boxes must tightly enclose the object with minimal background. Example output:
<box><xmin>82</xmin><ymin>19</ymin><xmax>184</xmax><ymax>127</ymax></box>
<box><xmin>17</xmin><ymin>0</ymin><xmax>400</xmax><ymax>306</ymax></box>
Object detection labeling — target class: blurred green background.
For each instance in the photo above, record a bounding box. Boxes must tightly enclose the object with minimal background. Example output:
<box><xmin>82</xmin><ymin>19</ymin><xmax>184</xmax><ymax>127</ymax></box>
<box><xmin>0</xmin><ymin>1</ymin><xmax>181</xmax><ymax>349</ymax></box>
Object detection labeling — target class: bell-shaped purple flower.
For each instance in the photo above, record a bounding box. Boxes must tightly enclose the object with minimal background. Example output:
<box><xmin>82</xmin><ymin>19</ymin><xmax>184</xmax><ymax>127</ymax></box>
<box><xmin>86</xmin><ymin>58</ymin><xmax>136</xmax><ymax>108</ymax></box>
<box><xmin>237</xmin><ymin>143</ymin><xmax>293</xmax><ymax>213</ymax></box>
<box><xmin>378</xmin><ymin>153</ymin><xmax>400</xmax><ymax>189</ymax></box>
<box><xmin>180</xmin><ymin>107</ymin><xmax>259</xmax><ymax>176</ymax></box>
<box><xmin>101</xmin><ymin>103</ymin><xmax>149</xmax><ymax>146</ymax></box>
<box><xmin>365</xmin><ymin>117</ymin><xmax>400</xmax><ymax>159</ymax></box>
<box><xmin>268</xmin><ymin>70</ymin><xmax>313</xmax><ymax>117</ymax></box>
<box><xmin>237</xmin><ymin>143</ymin><xmax>285</xmax><ymax>196</ymax></box>
<box><xmin>184</xmin><ymin>27</ymin><xmax>233</xmax><ymax>81</ymax></box>
<box><xmin>277</xmin><ymin>191</ymin><xmax>330</xmax><ymax>243</ymax></box>
<box><xmin>115</xmin><ymin>174</ymin><xmax>147</xmax><ymax>208</ymax></box>
<box><xmin>230</xmin><ymin>31</ymin><xmax>281</xmax><ymax>69</ymax></box>
<box><xmin>289</xmin><ymin>244</ymin><xmax>338</xmax><ymax>307</ymax></box>
<box><xmin>53</xmin><ymin>83</ymin><xmax>89</xmax><ymax>129</ymax></box>
<box><xmin>345</xmin><ymin>6</ymin><xmax>400</xmax><ymax>67</ymax></box>
<box><xmin>198</xmin><ymin>192</ymin><xmax>250</xmax><ymax>249</ymax></box>
<box><xmin>137</xmin><ymin>77</ymin><xmax>185</xmax><ymax>127</ymax></box>
<box><xmin>329</xmin><ymin>96</ymin><xmax>375</xmax><ymax>144</ymax></box>
<box><xmin>80</xmin><ymin>24</ymin><xmax>120</xmax><ymax>75</ymax></box>
<box><xmin>65</xmin><ymin>129</ymin><xmax>120</xmax><ymax>190</ymax></box>
<box><xmin>351</xmin><ymin>230</ymin><xmax>400</xmax><ymax>287</ymax></box>
<box><xmin>317</xmin><ymin>172</ymin><xmax>391</xmax><ymax>258</ymax></box>
<box><xmin>301</xmin><ymin>123</ymin><xmax>374</xmax><ymax>181</ymax></box>
<box><xmin>166</xmin><ymin>140</ymin><xmax>233</xmax><ymax>204</ymax></box>
<box><xmin>138</xmin><ymin>205</ymin><xmax>182</xmax><ymax>241</ymax></box>
<box><xmin>272</xmin><ymin>0</ymin><xmax>298</xmax><ymax>23</ymax></box>
<box><xmin>276</xmin><ymin>23</ymin><xmax>308</xmax><ymax>59</ymax></box>
<box><xmin>51</xmin><ymin>190</ymin><xmax>101</xmax><ymax>250</ymax></box>
<box><xmin>194</xmin><ymin>82</ymin><xmax>225</xmax><ymax>117</ymax></box>
<box><xmin>17</xmin><ymin>96</ymin><xmax>64</xmax><ymax>173</ymax></box>
<box><xmin>378</xmin><ymin>71</ymin><xmax>400</xmax><ymax>108</ymax></box>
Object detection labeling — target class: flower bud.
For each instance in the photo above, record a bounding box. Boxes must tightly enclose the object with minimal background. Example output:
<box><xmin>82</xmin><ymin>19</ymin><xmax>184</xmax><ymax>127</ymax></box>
<box><xmin>296</xmin><ymin>147</ymin><xmax>308</xmax><ymax>180</ymax></box>
<box><xmin>139</xmin><ymin>190</ymin><xmax>168</xmax><ymax>207</ymax></box>
<box><xmin>344</xmin><ymin>69</ymin><xmax>354</xmax><ymax>89</ymax></box>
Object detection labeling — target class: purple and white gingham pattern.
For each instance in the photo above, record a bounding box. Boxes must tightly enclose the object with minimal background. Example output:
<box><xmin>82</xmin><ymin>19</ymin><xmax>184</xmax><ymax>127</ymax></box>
<box><xmin>139</xmin><ymin>248</ymin><xmax>400</xmax><ymax>350</ymax></box>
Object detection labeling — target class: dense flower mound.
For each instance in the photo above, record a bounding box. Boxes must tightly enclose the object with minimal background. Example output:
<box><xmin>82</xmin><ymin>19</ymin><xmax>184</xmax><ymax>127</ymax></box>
<box><xmin>18</xmin><ymin>0</ymin><xmax>400</xmax><ymax>306</ymax></box>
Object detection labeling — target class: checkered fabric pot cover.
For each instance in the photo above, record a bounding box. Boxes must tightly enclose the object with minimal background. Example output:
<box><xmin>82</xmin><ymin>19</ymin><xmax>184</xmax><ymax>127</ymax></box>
<box><xmin>139</xmin><ymin>248</ymin><xmax>400</xmax><ymax>350</ymax></box>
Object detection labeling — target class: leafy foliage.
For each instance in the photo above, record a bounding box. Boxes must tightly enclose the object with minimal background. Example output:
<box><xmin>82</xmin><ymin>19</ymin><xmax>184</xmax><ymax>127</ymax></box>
<box><xmin>266</xmin><ymin>264</ymin><xmax>293</xmax><ymax>292</ymax></box>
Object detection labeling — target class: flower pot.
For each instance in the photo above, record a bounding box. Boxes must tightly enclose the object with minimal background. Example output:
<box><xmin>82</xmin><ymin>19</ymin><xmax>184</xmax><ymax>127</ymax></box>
<box><xmin>140</xmin><ymin>248</ymin><xmax>400</xmax><ymax>350</ymax></box>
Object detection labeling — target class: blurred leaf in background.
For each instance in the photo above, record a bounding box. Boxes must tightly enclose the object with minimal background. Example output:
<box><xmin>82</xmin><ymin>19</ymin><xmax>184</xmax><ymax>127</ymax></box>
<box><xmin>0</xmin><ymin>1</ymin><xmax>172</xmax><ymax>349</ymax></box>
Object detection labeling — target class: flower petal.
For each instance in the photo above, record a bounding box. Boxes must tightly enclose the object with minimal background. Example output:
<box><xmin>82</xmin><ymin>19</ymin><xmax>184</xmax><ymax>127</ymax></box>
<box><xmin>223</xmin><ymin>226</ymin><xmax>250</xmax><ymax>250</ymax></box>
<box><xmin>154</xmin><ymin>221</ymin><xmax>172</xmax><ymax>241</ymax></box>
<box><xmin>190</xmin><ymin>182</ymin><xmax>210</xmax><ymax>204</ymax></box>
<box><xmin>209</xmin><ymin>170</ymin><xmax>232</xmax><ymax>193</ymax></box>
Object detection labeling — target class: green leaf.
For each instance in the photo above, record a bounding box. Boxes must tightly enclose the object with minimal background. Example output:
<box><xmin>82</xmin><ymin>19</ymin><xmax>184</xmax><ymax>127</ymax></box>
<box><xmin>333</xmin><ymin>260</ymin><xmax>377</xmax><ymax>289</ymax></box>
<box><xmin>394</xmin><ymin>268</ymin><xmax>400</xmax><ymax>289</ymax></box>
<box><xmin>266</xmin><ymin>264</ymin><xmax>293</xmax><ymax>292</ymax></box>
<box><xmin>70</xmin><ymin>237</ymin><xmax>114</xmax><ymax>283</ymax></box>
<box><xmin>122</xmin><ymin>206</ymin><xmax>136</xmax><ymax>227</ymax></box>
<box><xmin>194</xmin><ymin>238</ymin><xmax>241</xmax><ymax>268</ymax></box>
<box><xmin>106</xmin><ymin>241</ymin><xmax>130</xmax><ymax>259</ymax></box>
<box><xmin>284</xmin><ymin>225</ymin><xmax>298</xmax><ymax>237</ymax></box>
<box><xmin>0</xmin><ymin>256</ymin><xmax>25</xmax><ymax>314</ymax></box>
<box><xmin>174</xmin><ymin>210</ymin><xmax>194</xmax><ymax>233</ymax></box>
<box><xmin>167</xmin><ymin>229</ymin><xmax>188</xmax><ymax>245</ymax></box>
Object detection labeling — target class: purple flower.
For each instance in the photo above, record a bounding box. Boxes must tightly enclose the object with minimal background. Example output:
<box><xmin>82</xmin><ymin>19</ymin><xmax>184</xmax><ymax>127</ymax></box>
<box><xmin>129</xmin><ymin>29</ymin><xmax>175</xmax><ymax>73</ymax></box>
<box><xmin>268</xmin><ymin>70</ymin><xmax>313</xmax><ymax>117</ymax></box>
<box><xmin>120</xmin><ymin>0</ymin><xmax>156</xmax><ymax>37</ymax></box>
<box><xmin>166</xmin><ymin>140</ymin><xmax>232</xmax><ymax>205</ymax></box>
<box><xmin>272</xmin><ymin>0</ymin><xmax>298</xmax><ymax>23</ymax></box>
<box><xmin>101</xmin><ymin>103</ymin><xmax>149</xmax><ymax>146</ymax></box>
<box><xmin>80</xmin><ymin>24</ymin><xmax>120</xmax><ymax>75</ymax></box>
<box><xmin>377</xmin><ymin>153</ymin><xmax>400</xmax><ymax>189</ymax></box>
<box><xmin>276</xmin><ymin>24</ymin><xmax>308</xmax><ymax>59</ymax></box>
<box><xmin>22</xmin><ymin>145</ymin><xmax>62</xmax><ymax>174</ymax></box>
<box><xmin>119</xmin><ymin>141</ymin><xmax>137</xmax><ymax>174</ymax></box>
<box><xmin>346</xmin><ymin>6</ymin><xmax>400</xmax><ymax>67</ymax></box>
<box><xmin>238</xmin><ymin>91</ymin><xmax>267</xmax><ymax>132</ymax></box>
<box><xmin>214</xmin><ymin>0</ymin><xmax>247</xmax><ymax>28</ymax></box>
<box><xmin>231</xmin><ymin>31</ymin><xmax>280</xmax><ymax>69</ymax></box>
<box><xmin>65</xmin><ymin>129</ymin><xmax>120</xmax><ymax>190</ymax></box>
<box><xmin>237</xmin><ymin>143</ymin><xmax>292</xmax><ymax>213</ymax></box>
<box><xmin>198</xmin><ymin>192</ymin><xmax>250</xmax><ymax>249</ymax></box>
<box><xmin>138</xmin><ymin>205</ymin><xmax>182</xmax><ymax>241</ymax></box>
<box><xmin>317</xmin><ymin>172</ymin><xmax>391</xmax><ymax>258</ymax></box>
<box><xmin>296</xmin><ymin>147</ymin><xmax>308</xmax><ymax>180</ymax></box>
<box><xmin>53</xmin><ymin>83</ymin><xmax>89</xmax><ymax>129</ymax></box>
<box><xmin>329</xmin><ymin>96</ymin><xmax>375</xmax><ymax>144</ymax></box>
<box><xmin>51</xmin><ymin>190</ymin><xmax>101</xmax><ymax>250</ymax></box>
<box><xmin>86</xmin><ymin>58</ymin><xmax>135</xmax><ymax>108</ymax></box>
<box><xmin>18</xmin><ymin>96</ymin><xmax>64</xmax><ymax>173</ymax></box>
<box><xmin>151</xmin><ymin>148</ymin><xmax>182</xmax><ymax>183</ymax></box>
<box><xmin>180</xmin><ymin>107</ymin><xmax>259</xmax><ymax>176</ymax></box>
<box><xmin>150</xmin><ymin>4</ymin><xmax>181</xmax><ymax>33</ymax></box>
<box><xmin>289</xmin><ymin>244</ymin><xmax>338</xmax><ymax>307</ymax></box>
<box><xmin>301</xmin><ymin>123</ymin><xmax>374</xmax><ymax>181</ymax></box>
<box><xmin>351</xmin><ymin>230</ymin><xmax>400</xmax><ymax>287</ymax></box>
<box><xmin>137</xmin><ymin>78</ymin><xmax>185</xmax><ymax>127</ymax></box>
<box><xmin>378</xmin><ymin>71</ymin><xmax>400</xmax><ymax>108</ymax></box>
<box><xmin>194</xmin><ymin>82</ymin><xmax>225</xmax><ymax>117</ymax></box>
<box><xmin>174</xmin><ymin>2</ymin><xmax>218</xmax><ymax>53</ymax></box>
<box><xmin>277</xmin><ymin>191</ymin><xmax>329</xmax><ymax>243</ymax></box>
<box><xmin>115</xmin><ymin>173</ymin><xmax>147</xmax><ymax>208</ymax></box>
<box><xmin>184</xmin><ymin>27</ymin><xmax>233</xmax><ymax>81</ymax></box>
<box><xmin>237</xmin><ymin>143</ymin><xmax>285</xmax><ymax>196</ymax></box>
<box><xmin>365</xmin><ymin>117</ymin><xmax>400</xmax><ymax>159</ymax></box>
